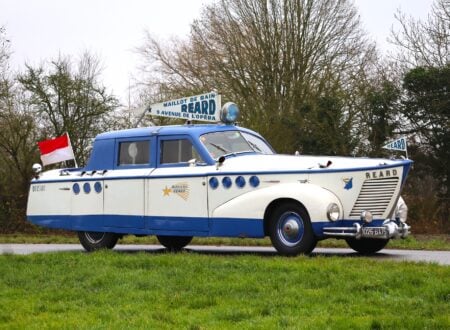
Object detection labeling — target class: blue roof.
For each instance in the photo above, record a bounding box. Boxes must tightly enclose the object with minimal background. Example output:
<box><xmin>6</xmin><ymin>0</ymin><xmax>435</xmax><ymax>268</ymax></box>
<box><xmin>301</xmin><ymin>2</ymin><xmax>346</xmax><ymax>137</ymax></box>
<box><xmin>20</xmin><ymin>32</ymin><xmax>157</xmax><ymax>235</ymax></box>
<box><xmin>95</xmin><ymin>124</ymin><xmax>258</xmax><ymax>140</ymax></box>
<box><xmin>85</xmin><ymin>123</ymin><xmax>268</xmax><ymax>171</ymax></box>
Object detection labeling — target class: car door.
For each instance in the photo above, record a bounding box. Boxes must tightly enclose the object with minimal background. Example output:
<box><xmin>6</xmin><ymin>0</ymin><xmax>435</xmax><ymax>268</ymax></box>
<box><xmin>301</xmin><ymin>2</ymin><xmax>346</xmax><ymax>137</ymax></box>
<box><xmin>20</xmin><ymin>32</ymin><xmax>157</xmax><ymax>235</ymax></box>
<box><xmin>103</xmin><ymin>138</ymin><xmax>154</xmax><ymax>229</ymax></box>
<box><xmin>147</xmin><ymin>135</ymin><xmax>209</xmax><ymax>233</ymax></box>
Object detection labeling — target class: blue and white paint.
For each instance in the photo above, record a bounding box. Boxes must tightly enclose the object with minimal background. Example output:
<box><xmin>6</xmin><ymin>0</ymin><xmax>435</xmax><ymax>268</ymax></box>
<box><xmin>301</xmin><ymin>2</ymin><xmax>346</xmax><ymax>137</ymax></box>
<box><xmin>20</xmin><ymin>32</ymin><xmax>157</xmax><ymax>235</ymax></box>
<box><xmin>27</xmin><ymin>111</ymin><xmax>412</xmax><ymax>254</ymax></box>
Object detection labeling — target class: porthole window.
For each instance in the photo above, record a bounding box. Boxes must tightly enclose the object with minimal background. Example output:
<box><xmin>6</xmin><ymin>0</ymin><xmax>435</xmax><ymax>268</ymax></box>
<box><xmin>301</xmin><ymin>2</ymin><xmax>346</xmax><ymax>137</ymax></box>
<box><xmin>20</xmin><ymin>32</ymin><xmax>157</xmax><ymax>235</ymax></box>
<box><xmin>249</xmin><ymin>176</ymin><xmax>260</xmax><ymax>188</ymax></box>
<box><xmin>222</xmin><ymin>177</ymin><xmax>232</xmax><ymax>189</ymax></box>
<box><xmin>94</xmin><ymin>182</ymin><xmax>102</xmax><ymax>193</ymax></box>
<box><xmin>73</xmin><ymin>183</ymin><xmax>80</xmax><ymax>195</ymax></box>
<box><xmin>209</xmin><ymin>177</ymin><xmax>219</xmax><ymax>189</ymax></box>
<box><xmin>235</xmin><ymin>176</ymin><xmax>246</xmax><ymax>188</ymax></box>
<box><xmin>83</xmin><ymin>182</ymin><xmax>91</xmax><ymax>194</ymax></box>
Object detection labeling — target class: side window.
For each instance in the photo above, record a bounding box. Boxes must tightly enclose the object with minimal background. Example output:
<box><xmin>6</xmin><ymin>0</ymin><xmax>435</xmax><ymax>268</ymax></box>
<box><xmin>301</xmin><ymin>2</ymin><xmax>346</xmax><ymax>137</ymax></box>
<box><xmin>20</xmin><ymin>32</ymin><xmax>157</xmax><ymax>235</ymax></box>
<box><xmin>118</xmin><ymin>141</ymin><xmax>150</xmax><ymax>166</ymax></box>
<box><xmin>161</xmin><ymin>139</ymin><xmax>204</xmax><ymax>164</ymax></box>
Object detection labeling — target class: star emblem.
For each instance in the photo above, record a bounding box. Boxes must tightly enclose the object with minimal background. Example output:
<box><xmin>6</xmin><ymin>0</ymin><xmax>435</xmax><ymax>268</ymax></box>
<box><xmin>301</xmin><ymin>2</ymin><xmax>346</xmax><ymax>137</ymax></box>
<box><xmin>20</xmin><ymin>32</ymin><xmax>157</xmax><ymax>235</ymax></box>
<box><xmin>162</xmin><ymin>186</ymin><xmax>172</xmax><ymax>196</ymax></box>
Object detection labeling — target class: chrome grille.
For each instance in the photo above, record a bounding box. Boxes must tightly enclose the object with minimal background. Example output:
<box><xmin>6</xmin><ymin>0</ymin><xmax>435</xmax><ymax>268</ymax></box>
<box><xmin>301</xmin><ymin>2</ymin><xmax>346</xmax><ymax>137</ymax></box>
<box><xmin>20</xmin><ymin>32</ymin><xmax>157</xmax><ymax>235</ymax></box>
<box><xmin>350</xmin><ymin>177</ymin><xmax>399</xmax><ymax>217</ymax></box>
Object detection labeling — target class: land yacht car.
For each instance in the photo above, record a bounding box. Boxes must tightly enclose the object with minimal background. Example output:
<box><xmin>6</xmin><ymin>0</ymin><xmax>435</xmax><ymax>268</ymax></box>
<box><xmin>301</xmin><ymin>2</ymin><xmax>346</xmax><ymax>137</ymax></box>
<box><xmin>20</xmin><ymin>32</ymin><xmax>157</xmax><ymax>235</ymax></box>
<box><xmin>27</xmin><ymin>101</ymin><xmax>411</xmax><ymax>255</ymax></box>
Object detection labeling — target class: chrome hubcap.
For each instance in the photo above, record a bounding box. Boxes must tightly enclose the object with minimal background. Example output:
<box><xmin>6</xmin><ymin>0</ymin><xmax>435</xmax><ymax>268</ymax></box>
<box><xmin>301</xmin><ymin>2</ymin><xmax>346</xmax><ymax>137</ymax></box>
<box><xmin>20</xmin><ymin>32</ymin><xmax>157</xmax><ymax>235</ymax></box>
<box><xmin>277</xmin><ymin>211</ymin><xmax>305</xmax><ymax>247</ymax></box>
<box><xmin>283</xmin><ymin>219</ymin><xmax>300</xmax><ymax>239</ymax></box>
<box><xmin>85</xmin><ymin>232</ymin><xmax>105</xmax><ymax>244</ymax></box>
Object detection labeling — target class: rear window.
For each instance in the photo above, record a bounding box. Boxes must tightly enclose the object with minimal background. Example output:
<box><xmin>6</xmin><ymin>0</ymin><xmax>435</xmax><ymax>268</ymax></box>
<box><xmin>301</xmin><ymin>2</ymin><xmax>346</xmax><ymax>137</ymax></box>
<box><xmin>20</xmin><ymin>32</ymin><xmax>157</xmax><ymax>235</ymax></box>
<box><xmin>118</xmin><ymin>141</ymin><xmax>150</xmax><ymax>166</ymax></box>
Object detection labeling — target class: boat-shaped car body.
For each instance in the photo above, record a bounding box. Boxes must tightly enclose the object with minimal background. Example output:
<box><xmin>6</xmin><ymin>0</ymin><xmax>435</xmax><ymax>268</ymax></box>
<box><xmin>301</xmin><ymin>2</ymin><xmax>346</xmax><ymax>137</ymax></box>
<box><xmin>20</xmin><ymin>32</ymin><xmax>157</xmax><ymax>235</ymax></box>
<box><xmin>27</xmin><ymin>123</ymin><xmax>412</xmax><ymax>255</ymax></box>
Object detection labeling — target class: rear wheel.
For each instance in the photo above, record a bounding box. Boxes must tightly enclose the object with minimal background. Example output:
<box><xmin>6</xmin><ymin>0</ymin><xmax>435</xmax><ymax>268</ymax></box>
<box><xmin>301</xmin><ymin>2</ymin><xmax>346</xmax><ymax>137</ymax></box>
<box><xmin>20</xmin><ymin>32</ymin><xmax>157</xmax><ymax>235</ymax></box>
<box><xmin>156</xmin><ymin>235</ymin><xmax>193</xmax><ymax>251</ymax></box>
<box><xmin>345</xmin><ymin>238</ymin><xmax>389</xmax><ymax>254</ymax></box>
<box><xmin>77</xmin><ymin>231</ymin><xmax>119</xmax><ymax>252</ymax></box>
<box><xmin>268</xmin><ymin>202</ymin><xmax>316</xmax><ymax>256</ymax></box>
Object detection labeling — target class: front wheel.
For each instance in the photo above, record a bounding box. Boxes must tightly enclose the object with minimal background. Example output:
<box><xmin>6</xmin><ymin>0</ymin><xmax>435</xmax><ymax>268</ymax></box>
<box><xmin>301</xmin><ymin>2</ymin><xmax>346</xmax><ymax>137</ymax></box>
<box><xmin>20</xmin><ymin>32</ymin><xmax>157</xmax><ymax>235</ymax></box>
<box><xmin>156</xmin><ymin>235</ymin><xmax>193</xmax><ymax>251</ymax></box>
<box><xmin>268</xmin><ymin>202</ymin><xmax>316</xmax><ymax>256</ymax></box>
<box><xmin>345</xmin><ymin>238</ymin><xmax>389</xmax><ymax>254</ymax></box>
<box><xmin>77</xmin><ymin>231</ymin><xmax>120</xmax><ymax>252</ymax></box>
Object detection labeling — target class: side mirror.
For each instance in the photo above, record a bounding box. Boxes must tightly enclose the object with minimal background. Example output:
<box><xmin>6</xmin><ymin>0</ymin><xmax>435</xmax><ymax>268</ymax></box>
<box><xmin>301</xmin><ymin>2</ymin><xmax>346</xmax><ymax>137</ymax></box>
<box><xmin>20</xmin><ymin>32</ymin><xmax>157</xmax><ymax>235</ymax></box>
<box><xmin>216</xmin><ymin>156</ymin><xmax>225</xmax><ymax>170</ymax></box>
<box><xmin>319</xmin><ymin>160</ymin><xmax>332</xmax><ymax>168</ymax></box>
<box><xmin>32</xmin><ymin>163</ymin><xmax>42</xmax><ymax>179</ymax></box>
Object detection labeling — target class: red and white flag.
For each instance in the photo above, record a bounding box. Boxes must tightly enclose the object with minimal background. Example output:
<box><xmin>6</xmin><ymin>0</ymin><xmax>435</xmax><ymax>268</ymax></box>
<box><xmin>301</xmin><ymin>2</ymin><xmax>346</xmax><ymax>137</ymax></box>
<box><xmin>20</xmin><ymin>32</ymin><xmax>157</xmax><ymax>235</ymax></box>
<box><xmin>37</xmin><ymin>133</ymin><xmax>75</xmax><ymax>166</ymax></box>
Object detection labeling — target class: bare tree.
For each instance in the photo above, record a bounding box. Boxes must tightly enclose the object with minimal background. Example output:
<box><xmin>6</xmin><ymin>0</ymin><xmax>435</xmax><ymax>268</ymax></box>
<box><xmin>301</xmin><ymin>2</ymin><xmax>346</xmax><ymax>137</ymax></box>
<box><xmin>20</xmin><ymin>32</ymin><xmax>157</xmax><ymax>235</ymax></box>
<box><xmin>0</xmin><ymin>26</ymin><xmax>9</xmax><ymax>68</ymax></box>
<box><xmin>390</xmin><ymin>0</ymin><xmax>449</xmax><ymax>67</ymax></box>
<box><xmin>0</xmin><ymin>85</ymin><xmax>38</xmax><ymax>189</ymax></box>
<box><xmin>0</xmin><ymin>30</ymin><xmax>41</xmax><ymax>231</ymax></box>
<box><xmin>18</xmin><ymin>52</ymin><xmax>119</xmax><ymax>165</ymax></box>
<box><xmin>0</xmin><ymin>26</ymin><xmax>11</xmax><ymax>98</ymax></box>
<box><xmin>389</xmin><ymin>0</ymin><xmax>450</xmax><ymax>231</ymax></box>
<box><xmin>137</xmin><ymin>0</ymin><xmax>376</xmax><ymax>153</ymax></box>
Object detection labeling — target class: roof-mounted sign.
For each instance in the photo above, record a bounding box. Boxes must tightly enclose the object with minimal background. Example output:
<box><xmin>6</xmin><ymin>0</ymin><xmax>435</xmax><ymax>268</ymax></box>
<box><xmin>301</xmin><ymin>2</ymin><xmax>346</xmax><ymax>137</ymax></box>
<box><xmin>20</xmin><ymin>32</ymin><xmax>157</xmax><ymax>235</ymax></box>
<box><xmin>148</xmin><ymin>91</ymin><xmax>221</xmax><ymax>122</ymax></box>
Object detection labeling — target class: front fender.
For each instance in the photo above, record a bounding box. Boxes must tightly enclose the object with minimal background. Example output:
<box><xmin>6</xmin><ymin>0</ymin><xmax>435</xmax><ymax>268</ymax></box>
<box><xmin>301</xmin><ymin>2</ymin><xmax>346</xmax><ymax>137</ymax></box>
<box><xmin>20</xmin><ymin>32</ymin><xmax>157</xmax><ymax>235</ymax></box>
<box><xmin>211</xmin><ymin>183</ymin><xmax>343</xmax><ymax>222</ymax></box>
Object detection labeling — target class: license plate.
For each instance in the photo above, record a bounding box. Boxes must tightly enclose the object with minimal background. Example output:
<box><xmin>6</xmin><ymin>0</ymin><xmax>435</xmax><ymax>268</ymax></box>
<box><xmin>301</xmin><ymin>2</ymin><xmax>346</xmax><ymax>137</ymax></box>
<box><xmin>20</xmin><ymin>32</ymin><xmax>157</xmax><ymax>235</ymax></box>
<box><xmin>362</xmin><ymin>227</ymin><xmax>387</xmax><ymax>239</ymax></box>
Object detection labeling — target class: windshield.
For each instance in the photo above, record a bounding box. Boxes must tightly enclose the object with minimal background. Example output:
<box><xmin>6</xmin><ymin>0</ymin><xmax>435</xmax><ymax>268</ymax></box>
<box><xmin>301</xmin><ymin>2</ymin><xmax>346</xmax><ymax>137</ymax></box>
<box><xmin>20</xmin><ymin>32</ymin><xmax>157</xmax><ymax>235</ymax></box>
<box><xmin>200</xmin><ymin>131</ymin><xmax>274</xmax><ymax>158</ymax></box>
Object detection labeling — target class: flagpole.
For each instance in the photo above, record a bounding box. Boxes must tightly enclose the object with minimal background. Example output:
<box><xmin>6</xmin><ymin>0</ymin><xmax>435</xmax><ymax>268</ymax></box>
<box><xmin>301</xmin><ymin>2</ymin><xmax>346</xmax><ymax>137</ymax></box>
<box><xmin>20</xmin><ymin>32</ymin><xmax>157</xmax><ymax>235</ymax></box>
<box><xmin>66</xmin><ymin>132</ymin><xmax>79</xmax><ymax>168</ymax></box>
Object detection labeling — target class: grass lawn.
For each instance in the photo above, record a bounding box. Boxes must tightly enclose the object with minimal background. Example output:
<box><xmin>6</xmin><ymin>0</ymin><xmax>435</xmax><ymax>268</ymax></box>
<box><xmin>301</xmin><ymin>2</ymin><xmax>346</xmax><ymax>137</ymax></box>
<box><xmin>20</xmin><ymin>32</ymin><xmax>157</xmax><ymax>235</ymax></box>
<box><xmin>0</xmin><ymin>251</ymin><xmax>449</xmax><ymax>329</ymax></box>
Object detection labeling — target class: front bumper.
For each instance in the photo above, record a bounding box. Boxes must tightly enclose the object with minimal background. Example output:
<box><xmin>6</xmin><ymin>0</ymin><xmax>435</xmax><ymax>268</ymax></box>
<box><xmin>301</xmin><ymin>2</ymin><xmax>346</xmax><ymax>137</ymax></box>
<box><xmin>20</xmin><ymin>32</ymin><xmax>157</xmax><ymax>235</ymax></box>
<box><xmin>323</xmin><ymin>220</ymin><xmax>410</xmax><ymax>240</ymax></box>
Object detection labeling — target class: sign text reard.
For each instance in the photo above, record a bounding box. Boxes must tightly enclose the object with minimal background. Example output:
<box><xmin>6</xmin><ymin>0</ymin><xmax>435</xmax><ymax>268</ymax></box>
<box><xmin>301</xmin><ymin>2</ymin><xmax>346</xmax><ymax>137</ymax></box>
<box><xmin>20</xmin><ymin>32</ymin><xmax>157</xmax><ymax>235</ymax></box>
<box><xmin>156</xmin><ymin>92</ymin><xmax>218</xmax><ymax>121</ymax></box>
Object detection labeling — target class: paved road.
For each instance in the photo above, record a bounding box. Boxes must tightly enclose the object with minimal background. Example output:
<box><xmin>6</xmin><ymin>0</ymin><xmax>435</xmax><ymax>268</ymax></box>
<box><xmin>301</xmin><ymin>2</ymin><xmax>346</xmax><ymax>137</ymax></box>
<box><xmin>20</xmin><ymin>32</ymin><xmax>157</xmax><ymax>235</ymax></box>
<box><xmin>1</xmin><ymin>244</ymin><xmax>449</xmax><ymax>265</ymax></box>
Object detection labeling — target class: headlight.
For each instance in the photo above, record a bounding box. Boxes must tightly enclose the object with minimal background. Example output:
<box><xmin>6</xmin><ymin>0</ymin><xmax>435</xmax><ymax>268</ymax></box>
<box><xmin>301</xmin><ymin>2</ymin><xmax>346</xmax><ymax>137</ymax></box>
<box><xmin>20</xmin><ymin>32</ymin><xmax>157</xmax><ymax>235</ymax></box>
<box><xmin>395</xmin><ymin>196</ymin><xmax>408</xmax><ymax>223</ymax></box>
<box><xmin>326</xmin><ymin>203</ymin><xmax>340</xmax><ymax>221</ymax></box>
<box><xmin>360</xmin><ymin>210</ymin><xmax>373</xmax><ymax>223</ymax></box>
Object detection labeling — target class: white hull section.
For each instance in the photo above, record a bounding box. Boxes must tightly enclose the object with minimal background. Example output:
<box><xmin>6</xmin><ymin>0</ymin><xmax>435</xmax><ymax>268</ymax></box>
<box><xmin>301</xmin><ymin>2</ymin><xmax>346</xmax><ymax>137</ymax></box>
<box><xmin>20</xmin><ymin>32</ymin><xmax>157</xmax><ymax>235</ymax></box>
<box><xmin>27</xmin><ymin>155</ymin><xmax>407</xmax><ymax>228</ymax></box>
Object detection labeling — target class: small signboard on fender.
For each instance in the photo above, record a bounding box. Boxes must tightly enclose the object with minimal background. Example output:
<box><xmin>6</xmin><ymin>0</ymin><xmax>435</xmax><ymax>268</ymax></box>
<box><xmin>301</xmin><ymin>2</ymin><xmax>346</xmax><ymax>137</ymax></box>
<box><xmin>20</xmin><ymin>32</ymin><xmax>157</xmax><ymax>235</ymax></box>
<box><xmin>148</xmin><ymin>92</ymin><xmax>221</xmax><ymax>122</ymax></box>
<box><xmin>383</xmin><ymin>137</ymin><xmax>407</xmax><ymax>152</ymax></box>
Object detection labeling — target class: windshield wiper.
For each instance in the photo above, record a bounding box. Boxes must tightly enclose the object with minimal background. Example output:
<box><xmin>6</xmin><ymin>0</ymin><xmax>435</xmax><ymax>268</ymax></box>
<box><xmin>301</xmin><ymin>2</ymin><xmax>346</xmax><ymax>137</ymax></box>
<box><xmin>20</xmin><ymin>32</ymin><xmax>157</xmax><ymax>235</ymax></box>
<box><xmin>247</xmin><ymin>140</ymin><xmax>262</xmax><ymax>153</ymax></box>
<box><xmin>209</xmin><ymin>142</ymin><xmax>231</xmax><ymax>154</ymax></box>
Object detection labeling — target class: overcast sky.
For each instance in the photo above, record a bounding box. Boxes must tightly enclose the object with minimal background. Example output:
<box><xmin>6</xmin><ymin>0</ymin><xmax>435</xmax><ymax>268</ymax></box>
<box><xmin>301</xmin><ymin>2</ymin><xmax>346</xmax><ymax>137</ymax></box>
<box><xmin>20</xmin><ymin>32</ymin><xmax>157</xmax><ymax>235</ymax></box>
<box><xmin>0</xmin><ymin>0</ymin><xmax>435</xmax><ymax>104</ymax></box>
